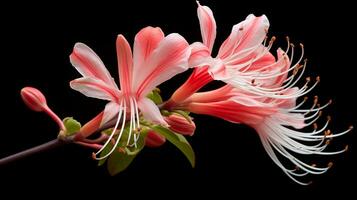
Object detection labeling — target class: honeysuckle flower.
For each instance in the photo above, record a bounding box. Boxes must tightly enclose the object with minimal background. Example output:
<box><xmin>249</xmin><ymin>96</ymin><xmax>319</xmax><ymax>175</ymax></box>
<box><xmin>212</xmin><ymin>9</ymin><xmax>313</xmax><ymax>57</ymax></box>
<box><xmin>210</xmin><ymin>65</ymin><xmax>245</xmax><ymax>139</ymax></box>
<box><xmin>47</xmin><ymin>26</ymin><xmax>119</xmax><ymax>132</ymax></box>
<box><xmin>167</xmin><ymin>2</ymin><xmax>313</xmax><ymax>108</ymax></box>
<box><xmin>166</xmin><ymin>2</ymin><xmax>271</xmax><ymax>105</ymax></box>
<box><xmin>179</xmin><ymin>83</ymin><xmax>352</xmax><ymax>185</ymax></box>
<box><xmin>69</xmin><ymin>26</ymin><xmax>190</xmax><ymax>159</ymax></box>
<box><xmin>21</xmin><ymin>87</ymin><xmax>66</xmax><ymax>131</ymax></box>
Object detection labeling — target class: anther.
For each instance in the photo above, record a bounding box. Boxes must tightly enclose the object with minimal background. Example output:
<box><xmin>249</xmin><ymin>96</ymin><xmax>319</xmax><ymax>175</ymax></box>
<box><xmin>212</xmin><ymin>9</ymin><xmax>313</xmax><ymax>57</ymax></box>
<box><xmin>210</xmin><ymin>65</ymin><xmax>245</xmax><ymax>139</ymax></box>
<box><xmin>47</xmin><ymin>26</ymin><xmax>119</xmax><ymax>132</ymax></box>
<box><xmin>349</xmin><ymin>125</ymin><xmax>354</xmax><ymax>130</ymax></box>
<box><xmin>286</xmin><ymin>36</ymin><xmax>290</xmax><ymax>42</ymax></box>
<box><xmin>314</xmin><ymin>96</ymin><xmax>318</xmax><ymax>104</ymax></box>
<box><xmin>300</xmin><ymin>43</ymin><xmax>304</xmax><ymax>48</ymax></box>
<box><xmin>316</xmin><ymin>76</ymin><xmax>320</xmax><ymax>82</ymax></box>
<box><xmin>313</xmin><ymin>123</ymin><xmax>318</xmax><ymax>130</ymax></box>
<box><xmin>270</xmin><ymin>36</ymin><xmax>276</xmax><ymax>42</ymax></box>
<box><xmin>306</xmin><ymin>77</ymin><xmax>311</xmax><ymax>82</ymax></box>
<box><xmin>325</xmin><ymin>139</ymin><xmax>331</xmax><ymax>145</ymax></box>
<box><xmin>328</xmin><ymin>162</ymin><xmax>334</xmax><ymax>168</ymax></box>
<box><xmin>290</xmin><ymin>43</ymin><xmax>295</xmax><ymax>48</ymax></box>
<box><xmin>118</xmin><ymin>147</ymin><xmax>126</xmax><ymax>153</ymax></box>
<box><xmin>327</xmin><ymin>116</ymin><xmax>331</xmax><ymax>122</ymax></box>
<box><xmin>345</xmin><ymin>145</ymin><xmax>349</xmax><ymax>151</ymax></box>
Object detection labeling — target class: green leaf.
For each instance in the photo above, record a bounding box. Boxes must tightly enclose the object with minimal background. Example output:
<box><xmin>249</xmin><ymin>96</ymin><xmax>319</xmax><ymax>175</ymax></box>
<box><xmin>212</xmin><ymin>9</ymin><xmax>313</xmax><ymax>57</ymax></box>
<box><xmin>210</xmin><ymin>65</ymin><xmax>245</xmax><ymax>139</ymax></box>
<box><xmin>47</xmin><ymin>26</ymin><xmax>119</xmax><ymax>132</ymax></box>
<box><xmin>107</xmin><ymin>150</ymin><xmax>137</xmax><ymax>176</ymax></box>
<box><xmin>146</xmin><ymin>88</ymin><xmax>163</xmax><ymax>105</ymax></box>
<box><xmin>151</xmin><ymin>125</ymin><xmax>195</xmax><ymax>167</ymax></box>
<box><xmin>63</xmin><ymin>117</ymin><xmax>81</xmax><ymax>136</ymax></box>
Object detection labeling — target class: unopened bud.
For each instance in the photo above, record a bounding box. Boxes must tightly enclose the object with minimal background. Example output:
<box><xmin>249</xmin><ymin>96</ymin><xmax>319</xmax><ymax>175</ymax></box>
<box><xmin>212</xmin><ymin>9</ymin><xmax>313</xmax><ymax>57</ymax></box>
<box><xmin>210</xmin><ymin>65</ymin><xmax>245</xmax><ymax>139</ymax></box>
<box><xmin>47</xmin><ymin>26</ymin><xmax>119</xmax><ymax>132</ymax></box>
<box><xmin>21</xmin><ymin>86</ymin><xmax>65</xmax><ymax>131</ymax></box>
<box><xmin>21</xmin><ymin>87</ymin><xmax>47</xmax><ymax>112</ymax></box>
<box><xmin>165</xmin><ymin>114</ymin><xmax>196</xmax><ymax>136</ymax></box>
<box><xmin>145</xmin><ymin>130</ymin><xmax>166</xmax><ymax>148</ymax></box>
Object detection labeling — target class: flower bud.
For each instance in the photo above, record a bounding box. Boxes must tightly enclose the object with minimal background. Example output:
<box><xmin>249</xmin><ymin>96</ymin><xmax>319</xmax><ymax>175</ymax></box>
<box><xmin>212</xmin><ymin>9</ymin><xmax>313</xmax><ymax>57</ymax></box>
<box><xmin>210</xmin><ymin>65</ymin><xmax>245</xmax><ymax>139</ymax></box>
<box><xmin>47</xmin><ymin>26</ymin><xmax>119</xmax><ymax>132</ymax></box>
<box><xmin>21</xmin><ymin>87</ymin><xmax>47</xmax><ymax>112</ymax></box>
<box><xmin>145</xmin><ymin>130</ymin><xmax>166</xmax><ymax>148</ymax></box>
<box><xmin>20</xmin><ymin>86</ymin><xmax>65</xmax><ymax>131</ymax></box>
<box><xmin>165</xmin><ymin>114</ymin><xmax>196</xmax><ymax>136</ymax></box>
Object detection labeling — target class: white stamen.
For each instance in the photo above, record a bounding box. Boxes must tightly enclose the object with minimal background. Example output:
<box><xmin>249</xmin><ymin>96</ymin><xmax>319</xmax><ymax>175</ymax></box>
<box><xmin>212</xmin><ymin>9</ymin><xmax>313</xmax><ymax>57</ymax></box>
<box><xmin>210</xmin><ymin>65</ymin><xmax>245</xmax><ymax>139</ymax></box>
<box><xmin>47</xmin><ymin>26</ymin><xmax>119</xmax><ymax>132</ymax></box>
<box><xmin>93</xmin><ymin>99</ymin><xmax>125</xmax><ymax>160</ymax></box>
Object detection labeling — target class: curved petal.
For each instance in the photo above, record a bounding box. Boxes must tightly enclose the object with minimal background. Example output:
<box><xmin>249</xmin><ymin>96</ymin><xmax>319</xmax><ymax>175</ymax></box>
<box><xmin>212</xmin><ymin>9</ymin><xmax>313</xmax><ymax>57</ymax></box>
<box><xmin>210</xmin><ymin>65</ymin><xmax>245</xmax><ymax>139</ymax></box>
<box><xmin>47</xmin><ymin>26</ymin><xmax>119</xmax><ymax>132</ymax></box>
<box><xmin>197</xmin><ymin>1</ymin><xmax>216</xmax><ymax>52</ymax></box>
<box><xmin>188</xmin><ymin>42</ymin><xmax>212</xmax><ymax>68</ymax></box>
<box><xmin>133</xmin><ymin>26</ymin><xmax>164</xmax><ymax>71</ymax></box>
<box><xmin>134</xmin><ymin>33</ymin><xmax>190</xmax><ymax>98</ymax></box>
<box><xmin>70</xmin><ymin>43</ymin><xmax>117</xmax><ymax>88</ymax></box>
<box><xmin>116</xmin><ymin>35</ymin><xmax>133</xmax><ymax>95</ymax></box>
<box><xmin>138</xmin><ymin>98</ymin><xmax>168</xmax><ymax>125</ymax></box>
<box><xmin>101</xmin><ymin>102</ymin><xmax>120</xmax><ymax>127</ymax></box>
<box><xmin>217</xmin><ymin>14</ymin><xmax>269</xmax><ymax>61</ymax></box>
<box><xmin>187</xmin><ymin>99</ymin><xmax>276</xmax><ymax>125</ymax></box>
<box><xmin>70</xmin><ymin>77</ymin><xmax>120</xmax><ymax>102</ymax></box>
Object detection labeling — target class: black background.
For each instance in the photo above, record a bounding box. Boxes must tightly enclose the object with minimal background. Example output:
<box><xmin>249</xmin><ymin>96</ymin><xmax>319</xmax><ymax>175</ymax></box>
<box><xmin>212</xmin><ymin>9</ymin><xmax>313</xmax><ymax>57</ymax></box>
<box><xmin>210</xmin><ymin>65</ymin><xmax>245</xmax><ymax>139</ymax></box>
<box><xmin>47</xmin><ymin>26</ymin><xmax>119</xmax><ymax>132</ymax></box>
<box><xmin>2</xmin><ymin>0</ymin><xmax>356</xmax><ymax>198</ymax></box>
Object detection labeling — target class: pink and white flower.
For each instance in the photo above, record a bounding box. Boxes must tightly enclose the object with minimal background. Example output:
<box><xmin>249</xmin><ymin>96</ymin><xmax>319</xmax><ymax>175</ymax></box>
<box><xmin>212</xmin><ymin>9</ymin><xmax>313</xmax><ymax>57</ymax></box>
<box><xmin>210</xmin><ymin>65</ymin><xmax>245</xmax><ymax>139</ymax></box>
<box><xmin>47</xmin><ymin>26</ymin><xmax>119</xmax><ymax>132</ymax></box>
<box><xmin>180</xmin><ymin>84</ymin><xmax>352</xmax><ymax>184</ymax></box>
<box><xmin>69</xmin><ymin>26</ymin><xmax>190</xmax><ymax>159</ymax></box>
<box><xmin>169</xmin><ymin>2</ymin><xmax>317</xmax><ymax>107</ymax></box>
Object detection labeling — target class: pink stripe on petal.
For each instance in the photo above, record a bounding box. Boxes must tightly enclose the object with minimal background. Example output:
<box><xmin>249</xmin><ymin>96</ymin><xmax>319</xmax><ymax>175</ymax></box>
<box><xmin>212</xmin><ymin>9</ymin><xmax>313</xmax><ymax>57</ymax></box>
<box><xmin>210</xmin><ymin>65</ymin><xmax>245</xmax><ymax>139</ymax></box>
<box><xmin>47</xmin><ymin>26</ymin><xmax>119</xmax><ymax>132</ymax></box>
<box><xmin>135</xmin><ymin>33</ymin><xmax>190</xmax><ymax>98</ymax></box>
<box><xmin>188</xmin><ymin>42</ymin><xmax>212</xmax><ymax>68</ymax></box>
<box><xmin>197</xmin><ymin>1</ymin><xmax>216</xmax><ymax>52</ymax></box>
<box><xmin>188</xmin><ymin>100</ymin><xmax>276</xmax><ymax>125</ymax></box>
<box><xmin>218</xmin><ymin>14</ymin><xmax>269</xmax><ymax>60</ymax></box>
<box><xmin>133</xmin><ymin>26</ymin><xmax>164</xmax><ymax>69</ymax></box>
<box><xmin>70</xmin><ymin>43</ymin><xmax>117</xmax><ymax>88</ymax></box>
<box><xmin>116</xmin><ymin>35</ymin><xmax>134</xmax><ymax>95</ymax></box>
<box><xmin>70</xmin><ymin>77</ymin><xmax>120</xmax><ymax>102</ymax></box>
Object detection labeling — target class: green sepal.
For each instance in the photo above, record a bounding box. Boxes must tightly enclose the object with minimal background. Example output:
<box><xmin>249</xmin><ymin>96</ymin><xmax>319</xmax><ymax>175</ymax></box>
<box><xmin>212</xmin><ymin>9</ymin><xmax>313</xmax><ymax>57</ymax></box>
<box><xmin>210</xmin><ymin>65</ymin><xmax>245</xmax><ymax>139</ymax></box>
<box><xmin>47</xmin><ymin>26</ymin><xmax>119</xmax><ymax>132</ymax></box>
<box><xmin>62</xmin><ymin>117</ymin><xmax>81</xmax><ymax>136</ymax></box>
<box><xmin>146</xmin><ymin>88</ymin><xmax>163</xmax><ymax>105</ymax></box>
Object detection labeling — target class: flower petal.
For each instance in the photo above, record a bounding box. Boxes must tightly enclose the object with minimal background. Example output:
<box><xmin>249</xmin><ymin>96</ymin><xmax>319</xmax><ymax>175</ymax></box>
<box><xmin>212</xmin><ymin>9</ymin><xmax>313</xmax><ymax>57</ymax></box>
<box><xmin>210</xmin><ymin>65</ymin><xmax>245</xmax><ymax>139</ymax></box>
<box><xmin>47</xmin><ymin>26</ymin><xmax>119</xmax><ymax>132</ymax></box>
<box><xmin>134</xmin><ymin>33</ymin><xmax>190</xmax><ymax>98</ymax></box>
<box><xmin>197</xmin><ymin>1</ymin><xmax>216</xmax><ymax>52</ymax></box>
<box><xmin>70</xmin><ymin>77</ymin><xmax>120</xmax><ymax>102</ymax></box>
<box><xmin>133</xmin><ymin>26</ymin><xmax>164</xmax><ymax>71</ymax></box>
<box><xmin>188</xmin><ymin>42</ymin><xmax>212</xmax><ymax>68</ymax></box>
<box><xmin>138</xmin><ymin>98</ymin><xmax>168</xmax><ymax>125</ymax></box>
<box><xmin>101</xmin><ymin>102</ymin><xmax>120</xmax><ymax>127</ymax></box>
<box><xmin>187</xmin><ymin>99</ymin><xmax>276</xmax><ymax>125</ymax></box>
<box><xmin>217</xmin><ymin>14</ymin><xmax>269</xmax><ymax>61</ymax></box>
<box><xmin>70</xmin><ymin>43</ymin><xmax>117</xmax><ymax>88</ymax></box>
<box><xmin>116</xmin><ymin>35</ymin><xmax>133</xmax><ymax>94</ymax></box>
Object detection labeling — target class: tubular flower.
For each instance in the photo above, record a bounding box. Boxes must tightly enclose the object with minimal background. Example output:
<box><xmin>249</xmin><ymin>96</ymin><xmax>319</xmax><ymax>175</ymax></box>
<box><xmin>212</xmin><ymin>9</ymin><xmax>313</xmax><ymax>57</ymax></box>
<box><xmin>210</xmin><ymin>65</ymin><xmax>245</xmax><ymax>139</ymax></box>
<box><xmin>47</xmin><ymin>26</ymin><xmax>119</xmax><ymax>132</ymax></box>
<box><xmin>69</xmin><ymin>26</ymin><xmax>190</xmax><ymax>159</ymax></box>
<box><xmin>180</xmin><ymin>81</ymin><xmax>352</xmax><ymax>185</ymax></box>
<box><xmin>169</xmin><ymin>2</ymin><xmax>273</xmax><ymax>105</ymax></box>
<box><xmin>169</xmin><ymin>2</ymin><xmax>314</xmax><ymax>107</ymax></box>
